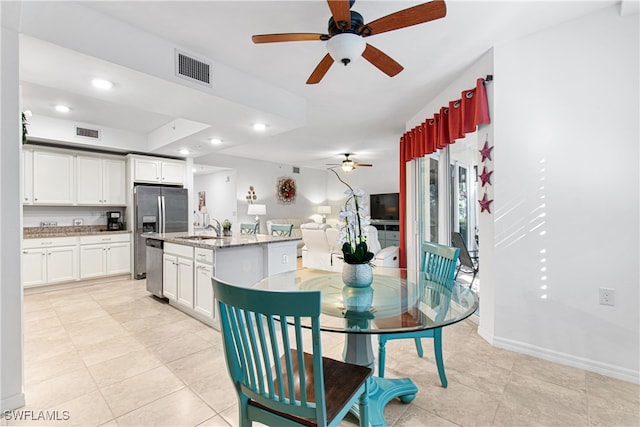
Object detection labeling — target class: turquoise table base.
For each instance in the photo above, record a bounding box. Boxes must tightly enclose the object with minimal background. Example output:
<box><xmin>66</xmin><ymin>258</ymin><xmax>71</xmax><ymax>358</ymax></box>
<box><xmin>343</xmin><ymin>331</ymin><xmax>417</xmax><ymax>426</ymax></box>
<box><xmin>350</xmin><ymin>376</ymin><xmax>417</xmax><ymax>427</ymax></box>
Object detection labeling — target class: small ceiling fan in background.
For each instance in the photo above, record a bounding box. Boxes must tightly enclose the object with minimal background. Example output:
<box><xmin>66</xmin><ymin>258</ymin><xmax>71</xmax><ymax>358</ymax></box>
<box><xmin>327</xmin><ymin>153</ymin><xmax>373</xmax><ymax>172</ymax></box>
<box><xmin>252</xmin><ymin>0</ymin><xmax>447</xmax><ymax>84</ymax></box>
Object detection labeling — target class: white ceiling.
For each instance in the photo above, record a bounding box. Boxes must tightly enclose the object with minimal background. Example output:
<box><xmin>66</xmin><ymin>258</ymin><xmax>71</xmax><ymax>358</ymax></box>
<box><xmin>18</xmin><ymin>0</ymin><xmax>616</xmax><ymax>169</ymax></box>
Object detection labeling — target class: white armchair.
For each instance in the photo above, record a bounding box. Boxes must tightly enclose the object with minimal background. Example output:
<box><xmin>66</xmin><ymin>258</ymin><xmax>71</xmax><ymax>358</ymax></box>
<box><xmin>300</xmin><ymin>223</ymin><xmax>333</xmax><ymax>270</ymax></box>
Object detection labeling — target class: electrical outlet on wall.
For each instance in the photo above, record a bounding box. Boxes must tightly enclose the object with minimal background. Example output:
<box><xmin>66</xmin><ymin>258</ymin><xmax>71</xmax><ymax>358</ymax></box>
<box><xmin>40</xmin><ymin>221</ymin><xmax>58</xmax><ymax>228</ymax></box>
<box><xmin>73</xmin><ymin>218</ymin><xmax>84</xmax><ymax>226</ymax></box>
<box><xmin>599</xmin><ymin>287</ymin><xmax>615</xmax><ymax>306</ymax></box>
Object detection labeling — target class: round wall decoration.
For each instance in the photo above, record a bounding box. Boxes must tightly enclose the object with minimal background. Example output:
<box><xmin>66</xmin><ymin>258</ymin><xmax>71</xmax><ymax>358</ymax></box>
<box><xmin>276</xmin><ymin>177</ymin><xmax>296</xmax><ymax>204</ymax></box>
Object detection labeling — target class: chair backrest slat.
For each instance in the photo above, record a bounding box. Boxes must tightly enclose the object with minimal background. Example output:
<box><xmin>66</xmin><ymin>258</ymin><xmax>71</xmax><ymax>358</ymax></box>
<box><xmin>245</xmin><ymin>311</ymin><xmax>266</xmax><ymax>394</ymax></box>
<box><xmin>294</xmin><ymin>318</ymin><xmax>308</xmax><ymax>406</ymax></box>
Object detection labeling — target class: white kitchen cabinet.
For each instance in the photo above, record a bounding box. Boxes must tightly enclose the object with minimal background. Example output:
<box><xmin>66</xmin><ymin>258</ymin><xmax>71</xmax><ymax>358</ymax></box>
<box><xmin>33</xmin><ymin>150</ymin><xmax>75</xmax><ymax>205</ymax></box>
<box><xmin>163</xmin><ymin>254</ymin><xmax>178</xmax><ymax>301</ymax></box>
<box><xmin>133</xmin><ymin>157</ymin><xmax>161</xmax><ymax>183</ymax></box>
<box><xmin>79</xmin><ymin>234</ymin><xmax>131</xmax><ymax>279</ymax></box>
<box><xmin>23</xmin><ymin>149</ymin><xmax>33</xmax><ymax>204</ymax></box>
<box><xmin>77</xmin><ymin>156</ymin><xmax>126</xmax><ymax>205</ymax></box>
<box><xmin>103</xmin><ymin>159</ymin><xmax>126</xmax><ymax>205</ymax></box>
<box><xmin>159</xmin><ymin>161</ymin><xmax>185</xmax><ymax>185</ymax></box>
<box><xmin>194</xmin><ymin>247</ymin><xmax>215</xmax><ymax>324</ymax></box>
<box><xmin>22</xmin><ymin>249</ymin><xmax>46</xmax><ymax>286</ymax></box>
<box><xmin>132</xmin><ymin>156</ymin><xmax>185</xmax><ymax>185</ymax></box>
<box><xmin>163</xmin><ymin>243</ymin><xmax>194</xmax><ymax>306</ymax></box>
<box><xmin>177</xmin><ymin>257</ymin><xmax>194</xmax><ymax>309</ymax></box>
<box><xmin>46</xmin><ymin>245</ymin><xmax>79</xmax><ymax>284</ymax></box>
<box><xmin>23</xmin><ymin>237</ymin><xmax>80</xmax><ymax>287</ymax></box>
<box><xmin>80</xmin><ymin>244</ymin><xmax>107</xmax><ymax>278</ymax></box>
<box><xmin>107</xmin><ymin>242</ymin><xmax>131</xmax><ymax>274</ymax></box>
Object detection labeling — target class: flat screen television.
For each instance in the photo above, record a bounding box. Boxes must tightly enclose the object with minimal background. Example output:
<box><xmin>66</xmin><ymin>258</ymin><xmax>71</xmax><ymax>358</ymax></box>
<box><xmin>370</xmin><ymin>193</ymin><xmax>400</xmax><ymax>221</ymax></box>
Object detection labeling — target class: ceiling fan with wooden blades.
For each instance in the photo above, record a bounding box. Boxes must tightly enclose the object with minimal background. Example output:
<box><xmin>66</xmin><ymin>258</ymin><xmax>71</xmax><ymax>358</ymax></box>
<box><xmin>326</xmin><ymin>153</ymin><xmax>373</xmax><ymax>172</ymax></box>
<box><xmin>252</xmin><ymin>0</ymin><xmax>446</xmax><ymax>84</ymax></box>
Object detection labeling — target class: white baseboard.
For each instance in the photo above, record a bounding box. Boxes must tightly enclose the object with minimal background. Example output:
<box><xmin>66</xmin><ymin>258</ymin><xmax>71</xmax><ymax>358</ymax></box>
<box><xmin>1</xmin><ymin>392</ymin><xmax>25</xmax><ymax>412</ymax></box>
<box><xmin>489</xmin><ymin>335</ymin><xmax>640</xmax><ymax>384</ymax></box>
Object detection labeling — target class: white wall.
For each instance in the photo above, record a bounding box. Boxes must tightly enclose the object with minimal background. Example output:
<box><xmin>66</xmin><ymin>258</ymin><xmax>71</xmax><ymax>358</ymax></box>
<box><xmin>22</xmin><ymin>206</ymin><xmax>124</xmax><ymax>228</ymax></box>
<box><xmin>0</xmin><ymin>22</ymin><xmax>26</xmax><ymax>410</ymax></box>
<box><xmin>491</xmin><ymin>5</ymin><xmax>638</xmax><ymax>381</ymax></box>
<box><xmin>27</xmin><ymin>115</ymin><xmax>147</xmax><ymax>153</ymax></box>
<box><xmin>193</xmin><ymin>169</ymin><xmax>237</xmax><ymax>228</ymax></box>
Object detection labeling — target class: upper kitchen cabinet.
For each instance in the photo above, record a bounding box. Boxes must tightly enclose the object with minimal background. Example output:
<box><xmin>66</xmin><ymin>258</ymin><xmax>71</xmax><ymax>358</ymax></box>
<box><xmin>32</xmin><ymin>150</ymin><xmax>75</xmax><ymax>205</ymax></box>
<box><xmin>130</xmin><ymin>155</ymin><xmax>186</xmax><ymax>186</ymax></box>
<box><xmin>77</xmin><ymin>155</ymin><xmax>126</xmax><ymax>205</ymax></box>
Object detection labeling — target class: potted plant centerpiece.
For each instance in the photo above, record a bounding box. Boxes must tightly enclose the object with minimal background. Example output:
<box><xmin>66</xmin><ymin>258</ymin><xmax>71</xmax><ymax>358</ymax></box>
<box><xmin>330</xmin><ymin>169</ymin><xmax>375</xmax><ymax>288</ymax></box>
<box><xmin>222</xmin><ymin>219</ymin><xmax>232</xmax><ymax>236</ymax></box>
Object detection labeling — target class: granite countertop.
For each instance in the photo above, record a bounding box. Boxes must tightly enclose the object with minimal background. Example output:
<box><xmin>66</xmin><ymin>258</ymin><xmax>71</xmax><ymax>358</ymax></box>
<box><xmin>24</xmin><ymin>226</ymin><xmax>132</xmax><ymax>239</ymax></box>
<box><xmin>143</xmin><ymin>231</ymin><xmax>301</xmax><ymax>250</ymax></box>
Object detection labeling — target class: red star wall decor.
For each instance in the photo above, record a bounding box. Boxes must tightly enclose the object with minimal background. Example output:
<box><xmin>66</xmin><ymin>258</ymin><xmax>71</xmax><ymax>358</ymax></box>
<box><xmin>479</xmin><ymin>166</ymin><xmax>493</xmax><ymax>187</ymax></box>
<box><xmin>480</xmin><ymin>140</ymin><xmax>494</xmax><ymax>162</ymax></box>
<box><xmin>479</xmin><ymin>192</ymin><xmax>493</xmax><ymax>213</ymax></box>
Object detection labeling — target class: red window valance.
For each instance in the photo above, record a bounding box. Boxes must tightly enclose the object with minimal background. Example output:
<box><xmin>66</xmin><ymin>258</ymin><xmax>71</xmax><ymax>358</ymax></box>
<box><xmin>400</xmin><ymin>77</ymin><xmax>490</xmax><ymax>162</ymax></box>
<box><xmin>398</xmin><ymin>77</ymin><xmax>491</xmax><ymax>268</ymax></box>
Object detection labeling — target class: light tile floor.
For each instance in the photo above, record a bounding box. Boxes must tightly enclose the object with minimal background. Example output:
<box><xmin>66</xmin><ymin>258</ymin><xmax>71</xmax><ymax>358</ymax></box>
<box><xmin>4</xmin><ymin>278</ymin><xmax>639</xmax><ymax>427</ymax></box>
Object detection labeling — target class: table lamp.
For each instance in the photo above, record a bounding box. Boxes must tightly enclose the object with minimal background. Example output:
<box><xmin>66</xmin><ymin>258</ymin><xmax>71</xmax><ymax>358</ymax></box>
<box><xmin>247</xmin><ymin>204</ymin><xmax>266</xmax><ymax>233</ymax></box>
<box><xmin>318</xmin><ymin>205</ymin><xmax>331</xmax><ymax>224</ymax></box>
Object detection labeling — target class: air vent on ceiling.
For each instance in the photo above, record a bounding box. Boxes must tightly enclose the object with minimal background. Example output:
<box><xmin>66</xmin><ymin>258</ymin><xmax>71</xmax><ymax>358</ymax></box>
<box><xmin>292</xmin><ymin>166</ymin><xmax>300</xmax><ymax>174</ymax></box>
<box><xmin>75</xmin><ymin>126</ymin><xmax>100</xmax><ymax>140</ymax></box>
<box><xmin>175</xmin><ymin>49</ymin><xmax>212</xmax><ymax>86</ymax></box>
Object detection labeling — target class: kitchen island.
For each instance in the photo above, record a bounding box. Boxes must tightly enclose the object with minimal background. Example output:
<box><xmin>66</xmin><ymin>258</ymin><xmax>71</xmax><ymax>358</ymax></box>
<box><xmin>142</xmin><ymin>231</ymin><xmax>300</xmax><ymax>329</ymax></box>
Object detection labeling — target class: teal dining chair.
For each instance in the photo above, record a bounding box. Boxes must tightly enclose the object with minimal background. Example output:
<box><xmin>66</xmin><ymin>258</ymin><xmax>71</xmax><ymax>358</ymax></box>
<box><xmin>271</xmin><ymin>223</ymin><xmax>294</xmax><ymax>237</ymax></box>
<box><xmin>377</xmin><ymin>241</ymin><xmax>459</xmax><ymax>388</ymax></box>
<box><xmin>240</xmin><ymin>223</ymin><xmax>258</xmax><ymax>234</ymax></box>
<box><xmin>212</xmin><ymin>277</ymin><xmax>372</xmax><ymax>427</ymax></box>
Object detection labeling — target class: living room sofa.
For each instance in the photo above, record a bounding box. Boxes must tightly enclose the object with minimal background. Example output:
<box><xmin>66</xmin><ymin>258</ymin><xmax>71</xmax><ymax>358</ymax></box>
<box><xmin>266</xmin><ymin>218</ymin><xmax>308</xmax><ymax>257</ymax></box>
<box><xmin>301</xmin><ymin>223</ymin><xmax>399</xmax><ymax>271</ymax></box>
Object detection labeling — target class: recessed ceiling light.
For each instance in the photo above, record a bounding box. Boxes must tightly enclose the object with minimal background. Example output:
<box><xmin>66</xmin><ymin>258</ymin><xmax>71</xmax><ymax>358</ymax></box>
<box><xmin>253</xmin><ymin>123</ymin><xmax>267</xmax><ymax>132</ymax></box>
<box><xmin>55</xmin><ymin>105</ymin><xmax>70</xmax><ymax>113</ymax></box>
<box><xmin>91</xmin><ymin>78</ymin><xmax>113</xmax><ymax>90</ymax></box>
<box><xmin>210</xmin><ymin>138</ymin><xmax>222</xmax><ymax>145</ymax></box>
<box><xmin>179</xmin><ymin>149</ymin><xmax>189</xmax><ymax>155</ymax></box>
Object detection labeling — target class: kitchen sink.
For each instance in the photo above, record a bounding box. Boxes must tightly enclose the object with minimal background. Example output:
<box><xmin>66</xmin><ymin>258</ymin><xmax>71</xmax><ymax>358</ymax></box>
<box><xmin>177</xmin><ymin>235</ymin><xmax>221</xmax><ymax>241</ymax></box>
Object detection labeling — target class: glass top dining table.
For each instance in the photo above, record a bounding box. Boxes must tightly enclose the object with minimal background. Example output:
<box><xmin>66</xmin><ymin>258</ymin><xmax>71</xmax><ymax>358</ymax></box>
<box><xmin>254</xmin><ymin>267</ymin><xmax>479</xmax><ymax>427</ymax></box>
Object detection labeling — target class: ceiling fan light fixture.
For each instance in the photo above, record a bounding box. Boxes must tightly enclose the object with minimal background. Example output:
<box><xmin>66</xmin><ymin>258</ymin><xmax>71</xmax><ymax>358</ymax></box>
<box><xmin>326</xmin><ymin>33</ymin><xmax>366</xmax><ymax>66</ymax></box>
<box><xmin>341</xmin><ymin>159</ymin><xmax>355</xmax><ymax>172</ymax></box>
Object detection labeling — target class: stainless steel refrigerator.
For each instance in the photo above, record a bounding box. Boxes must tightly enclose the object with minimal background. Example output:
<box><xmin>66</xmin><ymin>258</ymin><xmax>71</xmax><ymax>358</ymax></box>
<box><xmin>134</xmin><ymin>185</ymin><xmax>188</xmax><ymax>279</ymax></box>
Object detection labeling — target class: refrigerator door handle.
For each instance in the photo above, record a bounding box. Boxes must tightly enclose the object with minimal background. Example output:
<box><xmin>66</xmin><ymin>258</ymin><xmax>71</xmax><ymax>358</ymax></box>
<box><xmin>161</xmin><ymin>195</ymin><xmax>166</xmax><ymax>233</ymax></box>
<box><xmin>157</xmin><ymin>195</ymin><xmax>163</xmax><ymax>234</ymax></box>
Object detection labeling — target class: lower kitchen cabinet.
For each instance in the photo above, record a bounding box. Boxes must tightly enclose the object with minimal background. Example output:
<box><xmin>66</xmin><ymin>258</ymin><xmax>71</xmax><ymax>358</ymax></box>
<box><xmin>162</xmin><ymin>254</ymin><xmax>178</xmax><ymax>301</ymax></box>
<box><xmin>194</xmin><ymin>247</ymin><xmax>216</xmax><ymax>325</ymax></box>
<box><xmin>23</xmin><ymin>237</ymin><xmax>79</xmax><ymax>287</ymax></box>
<box><xmin>163</xmin><ymin>243</ymin><xmax>194</xmax><ymax>308</ymax></box>
<box><xmin>79</xmin><ymin>234</ymin><xmax>131</xmax><ymax>279</ymax></box>
<box><xmin>23</xmin><ymin>233</ymin><xmax>132</xmax><ymax>288</ymax></box>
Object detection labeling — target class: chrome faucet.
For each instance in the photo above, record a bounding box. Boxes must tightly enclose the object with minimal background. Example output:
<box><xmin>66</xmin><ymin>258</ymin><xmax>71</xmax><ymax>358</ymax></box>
<box><xmin>206</xmin><ymin>218</ymin><xmax>222</xmax><ymax>237</ymax></box>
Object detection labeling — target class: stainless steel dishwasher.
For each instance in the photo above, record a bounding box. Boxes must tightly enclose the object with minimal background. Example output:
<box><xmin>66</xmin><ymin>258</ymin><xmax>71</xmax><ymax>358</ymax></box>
<box><xmin>145</xmin><ymin>239</ymin><xmax>166</xmax><ymax>300</ymax></box>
